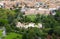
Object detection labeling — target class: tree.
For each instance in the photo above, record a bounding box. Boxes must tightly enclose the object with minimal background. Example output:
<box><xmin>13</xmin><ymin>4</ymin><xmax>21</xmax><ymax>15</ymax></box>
<box><xmin>22</xmin><ymin>27</ymin><xmax>47</xmax><ymax>39</ymax></box>
<box><xmin>54</xmin><ymin>10</ymin><xmax>60</xmax><ymax>23</ymax></box>
<box><xmin>0</xmin><ymin>19</ymin><xmax>8</xmax><ymax>26</ymax></box>
<box><xmin>35</xmin><ymin>14</ymin><xmax>41</xmax><ymax>23</ymax></box>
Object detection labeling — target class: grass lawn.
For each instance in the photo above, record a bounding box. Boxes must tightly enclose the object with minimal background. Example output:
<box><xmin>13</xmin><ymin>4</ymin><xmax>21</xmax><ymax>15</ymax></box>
<box><xmin>4</xmin><ymin>32</ymin><xmax>22</xmax><ymax>39</ymax></box>
<box><xmin>0</xmin><ymin>30</ymin><xmax>3</xmax><ymax>37</ymax></box>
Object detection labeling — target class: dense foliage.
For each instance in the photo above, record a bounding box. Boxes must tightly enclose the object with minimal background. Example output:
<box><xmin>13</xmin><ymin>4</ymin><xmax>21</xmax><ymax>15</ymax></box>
<box><xmin>0</xmin><ymin>8</ymin><xmax>60</xmax><ymax>39</ymax></box>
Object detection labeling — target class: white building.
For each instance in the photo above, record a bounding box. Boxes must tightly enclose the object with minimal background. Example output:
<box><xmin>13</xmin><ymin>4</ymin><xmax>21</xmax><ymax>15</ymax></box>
<box><xmin>28</xmin><ymin>23</ymin><xmax>35</xmax><ymax>27</ymax></box>
<box><xmin>0</xmin><ymin>2</ymin><xmax>4</xmax><ymax>8</ymax></box>
<box><xmin>16</xmin><ymin>22</ymin><xmax>43</xmax><ymax>28</ymax></box>
<box><xmin>16</xmin><ymin>22</ymin><xmax>25</xmax><ymax>28</ymax></box>
<box><xmin>38</xmin><ymin>23</ymin><xmax>43</xmax><ymax>28</ymax></box>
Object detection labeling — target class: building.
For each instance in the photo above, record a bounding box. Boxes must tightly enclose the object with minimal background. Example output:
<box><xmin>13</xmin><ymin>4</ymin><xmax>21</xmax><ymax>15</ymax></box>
<box><xmin>0</xmin><ymin>0</ymin><xmax>60</xmax><ymax>9</ymax></box>
<box><xmin>0</xmin><ymin>2</ymin><xmax>5</xmax><ymax>8</ymax></box>
<box><xmin>0</xmin><ymin>0</ymin><xmax>60</xmax><ymax>15</ymax></box>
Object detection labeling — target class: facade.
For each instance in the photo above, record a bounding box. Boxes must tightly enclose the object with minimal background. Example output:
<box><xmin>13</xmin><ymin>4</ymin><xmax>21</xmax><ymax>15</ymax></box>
<box><xmin>25</xmin><ymin>8</ymin><xmax>50</xmax><ymax>15</ymax></box>
<box><xmin>0</xmin><ymin>0</ymin><xmax>60</xmax><ymax>9</ymax></box>
<box><xmin>0</xmin><ymin>0</ymin><xmax>60</xmax><ymax>15</ymax></box>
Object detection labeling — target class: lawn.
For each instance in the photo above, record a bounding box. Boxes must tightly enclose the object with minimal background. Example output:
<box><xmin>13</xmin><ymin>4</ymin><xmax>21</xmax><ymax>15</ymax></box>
<box><xmin>4</xmin><ymin>32</ymin><xmax>22</xmax><ymax>39</ymax></box>
<box><xmin>0</xmin><ymin>30</ymin><xmax>3</xmax><ymax>37</ymax></box>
